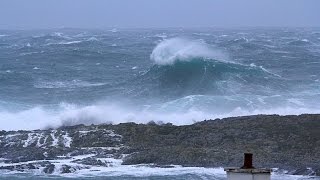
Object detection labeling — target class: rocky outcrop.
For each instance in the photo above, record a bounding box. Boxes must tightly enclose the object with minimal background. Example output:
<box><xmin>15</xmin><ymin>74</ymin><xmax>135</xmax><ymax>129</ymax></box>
<box><xmin>0</xmin><ymin>114</ymin><xmax>319</xmax><ymax>176</ymax></box>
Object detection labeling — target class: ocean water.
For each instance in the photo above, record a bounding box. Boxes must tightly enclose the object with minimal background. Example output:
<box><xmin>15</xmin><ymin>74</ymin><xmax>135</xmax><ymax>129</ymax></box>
<box><xmin>1</xmin><ymin>28</ymin><xmax>320</xmax><ymax>130</ymax></box>
<box><xmin>1</xmin><ymin>28</ymin><xmax>320</xmax><ymax>179</ymax></box>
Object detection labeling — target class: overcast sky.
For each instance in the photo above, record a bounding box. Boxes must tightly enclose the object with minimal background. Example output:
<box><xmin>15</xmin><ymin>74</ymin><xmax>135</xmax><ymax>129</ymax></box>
<box><xmin>0</xmin><ymin>0</ymin><xmax>319</xmax><ymax>29</ymax></box>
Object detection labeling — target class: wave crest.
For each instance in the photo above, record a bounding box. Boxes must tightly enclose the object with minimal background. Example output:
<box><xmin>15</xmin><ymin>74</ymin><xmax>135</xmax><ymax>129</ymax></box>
<box><xmin>150</xmin><ymin>38</ymin><xmax>227</xmax><ymax>65</ymax></box>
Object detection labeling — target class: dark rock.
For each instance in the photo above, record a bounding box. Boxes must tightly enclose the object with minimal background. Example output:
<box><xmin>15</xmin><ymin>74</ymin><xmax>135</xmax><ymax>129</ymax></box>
<box><xmin>61</xmin><ymin>165</ymin><xmax>73</xmax><ymax>173</ymax></box>
<box><xmin>43</xmin><ymin>163</ymin><xmax>55</xmax><ymax>174</ymax></box>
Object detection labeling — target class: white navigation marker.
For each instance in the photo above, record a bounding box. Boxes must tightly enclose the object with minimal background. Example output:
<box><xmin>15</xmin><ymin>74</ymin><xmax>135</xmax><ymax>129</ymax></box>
<box><xmin>224</xmin><ymin>153</ymin><xmax>271</xmax><ymax>180</ymax></box>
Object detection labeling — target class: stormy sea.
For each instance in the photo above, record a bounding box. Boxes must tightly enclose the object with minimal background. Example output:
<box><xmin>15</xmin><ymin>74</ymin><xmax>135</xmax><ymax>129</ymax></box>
<box><xmin>0</xmin><ymin>28</ymin><xmax>320</xmax><ymax>179</ymax></box>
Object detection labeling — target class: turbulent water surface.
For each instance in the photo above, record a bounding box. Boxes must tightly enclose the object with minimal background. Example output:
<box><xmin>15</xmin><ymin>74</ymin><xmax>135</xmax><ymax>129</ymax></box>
<box><xmin>0</xmin><ymin>28</ymin><xmax>320</xmax><ymax>179</ymax></box>
<box><xmin>1</xmin><ymin>28</ymin><xmax>319</xmax><ymax>130</ymax></box>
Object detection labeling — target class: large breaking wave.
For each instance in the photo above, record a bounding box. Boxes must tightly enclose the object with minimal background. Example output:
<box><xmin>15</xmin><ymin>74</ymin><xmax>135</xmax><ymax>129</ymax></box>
<box><xmin>150</xmin><ymin>38</ymin><xmax>228</xmax><ymax>65</ymax></box>
<box><xmin>126</xmin><ymin>38</ymin><xmax>285</xmax><ymax>99</ymax></box>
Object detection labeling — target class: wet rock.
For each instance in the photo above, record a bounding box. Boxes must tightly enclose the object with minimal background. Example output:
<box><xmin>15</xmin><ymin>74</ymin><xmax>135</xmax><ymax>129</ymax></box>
<box><xmin>60</xmin><ymin>165</ymin><xmax>74</xmax><ymax>173</ymax></box>
<box><xmin>43</xmin><ymin>163</ymin><xmax>55</xmax><ymax>174</ymax></box>
<box><xmin>73</xmin><ymin>157</ymin><xmax>105</xmax><ymax>166</ymax></box>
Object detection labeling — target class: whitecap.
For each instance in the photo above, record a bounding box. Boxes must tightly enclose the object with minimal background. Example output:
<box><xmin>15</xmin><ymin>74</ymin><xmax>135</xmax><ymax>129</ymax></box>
<box><xmin>53</xmin><ymin>32</ymin><xmax>63</xmax><ymax>37</ymax></box>
<box><xmin>288</xmin><ymin>98</ymin><xmax>304</xmax><ymax>106</ymax></box>
<box><xmin>52</xmin><ymin>32</ymin><xmax>71</xmax><ymax>39</ymax></box>
<box><xmin>233</xmin><ymin>37</ymin><xmax>249</xmax><ymax>42</ymax></box>
<box><xmin>45</xmin><ymin>40</ymin><xmax>82</xmax><ymax>46</ymax></box>
<box><xmin>155</xmin><ymin>34</ymin><xmax>167</xmax><ymax>38</ymax></box>
<box><xmin>33</xmin><ymin>67</ymin><xmax>40</xmax><ymax>70</ymax></box>
<box><xmin>192</xmin><ymin>33</ymin><xmax>211</xmax><ymax>36</ymax></box>
<box><xmin>20</xmin><ymin>52</ymin><xmax>38</xmax><ymax>56</ymax></box>
<box><xmin>250</xmin><ymin>63</ymin><xmax>256</xmax><ymax>67</ymax></box>
<box><xmin>87</xmin><ymin>37</ymin><xmax>98</xmax><ymax>41</ymax></box>
<box><xmin>34</xmin><ymin>80</ymin><xmax>106</xmax><ymax>89</ymax></box>
<box><xmin>59</xmin><ymin>40</ymin><xmax>82</xmax><ymax>45</ymax></box>
<box><xmin>110</xmin><ymin>28</ymin><xmax>118</xmax><ymax>33</ymax></box>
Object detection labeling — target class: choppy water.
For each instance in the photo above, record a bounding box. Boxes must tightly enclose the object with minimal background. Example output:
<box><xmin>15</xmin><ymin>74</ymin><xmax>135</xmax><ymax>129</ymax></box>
<box><xmin>0</xmin><ymin>28</ymin><xmax>320</xmax><ymax>130</ymax></box>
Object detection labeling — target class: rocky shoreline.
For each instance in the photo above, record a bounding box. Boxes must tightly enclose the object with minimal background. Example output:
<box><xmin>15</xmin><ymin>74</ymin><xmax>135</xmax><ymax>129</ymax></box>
<box><xmin>0</xmin><ymin>114</ymin><xmax>319</xmax><ymax>176</ymax></box>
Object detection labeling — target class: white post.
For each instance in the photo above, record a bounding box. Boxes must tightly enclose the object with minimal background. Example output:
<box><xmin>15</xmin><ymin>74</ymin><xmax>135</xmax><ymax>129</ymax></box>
<box><xmin>224</xmin><ymin>153</ymin><xmax>271</xmax><ymax>180</ymax></box>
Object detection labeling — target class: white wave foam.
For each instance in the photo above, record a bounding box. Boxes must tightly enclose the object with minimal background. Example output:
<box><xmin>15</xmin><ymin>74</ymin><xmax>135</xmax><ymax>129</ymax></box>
<box><xmin>34</xmin><ymin>80</ymin><xmax>106</xmax><ymax>89</ymax></box>
<box><xmin>72</xmin><ymin>166</ymin><xmax>226</xmax><ymax>178</ymax></box>
<box><xmin>52</xmin><ymin>32</ymin><xmax>72</xmax><ymax>39</ymax></box>
<box><xmin>58</xmin><ymin>40</ymin><xmax>82</xmax><ymax>45</ymax></box>
<box><xmin>0</xmin><ymin>107</ymin><xmax>58</xmax><ymax>130</ymax></box>
<box><xmin>150</xmin><ymin>38</ymin><xmax>228</xmax><ymax>65</ymax></box>
<box><xmin>53</xmin><ymin>32</ymin><xmax>63</xmax><ymax>37</ymax></box>
<box><xmin>0</xmin><ymin>159</ymin><xmax>225</xmax><ymax>178</ymax></box>
<box><xmin>0</xmin><ymin>100</ymin><xmax>319</xmax><ymax>131</ymax></box>
<box><xmin>20</xmin><ymin>52</ymin><xmax>39</xmax><ymax>56</ymax></box>
<box><xmin>154</xmin><ymin>33</ymin><xmax>167</xmax><ymax>39</ymax></box>
<box><xmin>193</xmin><ymin>33</ymin><xmax>211</xmax><ymax>36</ymax></box>
<box><xmin>87</xmin><ymin>37</ymin><xmax>98</xmax><ymax>41</ymax></box>
<box><xmin>46</xmin><ymin>40</ymin><xmax>82</xmax><ymax>46</ymax></box>
<box><xmin>110</xmin><ymin>28</ymin><xmax>118</xmax><ymax>33</ymax></box>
